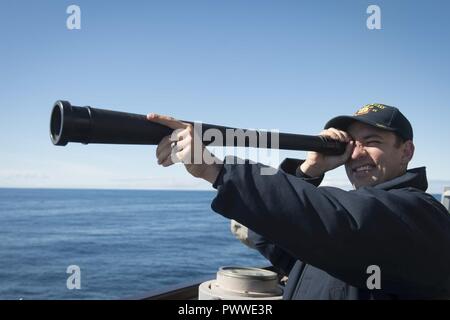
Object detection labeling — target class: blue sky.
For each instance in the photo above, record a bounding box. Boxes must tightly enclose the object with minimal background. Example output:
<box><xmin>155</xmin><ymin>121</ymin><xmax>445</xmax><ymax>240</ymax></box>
<box><xmin>1</xmin><ymin>0</ymin><xmax>449</xmax><ymax>193</ymax></box>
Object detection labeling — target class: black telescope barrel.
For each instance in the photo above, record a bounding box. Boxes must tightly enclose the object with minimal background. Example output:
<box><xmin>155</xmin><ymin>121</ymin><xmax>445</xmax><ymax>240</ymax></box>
<box><xmin>50</xmin><ymin>100</ymin><xmax>346</xmax><ymax>155</ymax></box>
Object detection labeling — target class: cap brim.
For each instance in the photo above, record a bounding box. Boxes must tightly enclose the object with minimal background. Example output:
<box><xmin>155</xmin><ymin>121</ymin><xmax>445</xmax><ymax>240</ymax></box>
<box><xmin>324</xmin><ymin>115</ymin><xmax>397</xmax><ymax>133</ymax></box>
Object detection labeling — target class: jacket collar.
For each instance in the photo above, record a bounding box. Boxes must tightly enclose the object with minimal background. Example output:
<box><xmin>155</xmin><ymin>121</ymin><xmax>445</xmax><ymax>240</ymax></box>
<box><xmin>374</xmin><ymin>167</ymin><xmax>428</xmax><ymax>191</ymax></box>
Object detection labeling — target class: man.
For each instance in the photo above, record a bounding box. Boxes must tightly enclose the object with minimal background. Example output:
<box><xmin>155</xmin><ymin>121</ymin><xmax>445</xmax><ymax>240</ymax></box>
<box><xmin>148</xmin><ymin>104</ymin><xmax>450</xmax><ymax>299</ymax></box>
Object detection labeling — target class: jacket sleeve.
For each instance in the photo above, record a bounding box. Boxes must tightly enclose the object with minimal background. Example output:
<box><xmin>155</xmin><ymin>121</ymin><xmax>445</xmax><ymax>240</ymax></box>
<box><xmin>245</xmin><ymin>158</ymin><xmax>323</xmax><ymax>276</ymax></box>
<box><xmin>211</xmin><ymin>156</ymin><xmax>450</xmax><ymax>295</ymax></box>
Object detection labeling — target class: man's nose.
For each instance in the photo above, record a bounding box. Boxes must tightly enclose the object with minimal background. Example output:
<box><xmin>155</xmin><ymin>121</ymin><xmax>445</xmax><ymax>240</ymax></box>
<box><xmin>351</xmin><ymin>142</ymin><xmax>367</xmax><ymax>160</ymax></box>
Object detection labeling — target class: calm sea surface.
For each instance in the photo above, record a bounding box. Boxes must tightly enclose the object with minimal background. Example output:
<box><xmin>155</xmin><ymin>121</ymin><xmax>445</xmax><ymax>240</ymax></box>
<box><xmin>0</xmin><ymin>188</ymin><xmax>267</xmax><ymax>299</ymax></box>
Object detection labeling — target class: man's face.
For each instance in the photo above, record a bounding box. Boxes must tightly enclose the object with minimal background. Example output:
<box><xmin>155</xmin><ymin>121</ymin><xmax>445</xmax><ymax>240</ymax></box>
<box><xmin>345</xmin><ymin>122</ymin><xmax>412</xmax><ymax>189</ymax></box>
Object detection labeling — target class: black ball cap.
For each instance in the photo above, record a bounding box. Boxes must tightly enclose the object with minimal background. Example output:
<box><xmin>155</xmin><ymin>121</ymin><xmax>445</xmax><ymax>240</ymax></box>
<box><xmin>324</xmin><ymin>104</ymin><xmax>413</xmax><ymax>141</ymax></box>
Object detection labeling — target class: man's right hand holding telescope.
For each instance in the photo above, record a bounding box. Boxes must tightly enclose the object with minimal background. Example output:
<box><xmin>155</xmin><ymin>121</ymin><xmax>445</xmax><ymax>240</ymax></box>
<box><xmin>147</xmin><ymin>112</ymin><xmax>355</xmax><ymax>184</ymax></box>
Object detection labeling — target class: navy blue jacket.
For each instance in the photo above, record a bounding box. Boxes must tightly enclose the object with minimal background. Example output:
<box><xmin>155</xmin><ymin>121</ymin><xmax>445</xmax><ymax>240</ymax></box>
<box><xmin>211</xmin><ymin>157</ymin><xmax>450</xmax><ymax>299</ymax></box>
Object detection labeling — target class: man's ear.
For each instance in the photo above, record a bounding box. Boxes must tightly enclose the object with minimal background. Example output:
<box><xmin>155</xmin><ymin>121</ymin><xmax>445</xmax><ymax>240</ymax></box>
<box><xmin>401</xmin><ymin>140</ymin><xmax>415</xmax><ymax>165</ymax></box>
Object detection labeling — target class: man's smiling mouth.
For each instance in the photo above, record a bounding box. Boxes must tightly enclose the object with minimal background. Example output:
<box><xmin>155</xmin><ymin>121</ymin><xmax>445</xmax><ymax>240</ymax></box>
<box><xmin>353</xmin><ymin>164</ymin><xmax>375</xmax><ymax>172</ymax></box>
<box><xmin>351</xmin><ymin>164</ymin><xmax>376</xmax><ymax>177</ymax></box>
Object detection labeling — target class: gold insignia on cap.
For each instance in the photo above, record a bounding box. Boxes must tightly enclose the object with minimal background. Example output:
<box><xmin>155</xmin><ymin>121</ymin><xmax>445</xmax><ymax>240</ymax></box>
<box><xmin>354</xmin><ymin>104</ymin><xmax>386</xmax><ymax>116</ymax></box>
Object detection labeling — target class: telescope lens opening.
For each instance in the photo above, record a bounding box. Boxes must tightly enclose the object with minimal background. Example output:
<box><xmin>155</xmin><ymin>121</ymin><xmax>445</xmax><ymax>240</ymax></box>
<box><xmin>50</xmin><ymin>105</ymin><xmax>63</xmax><ymax>142</ymax></box>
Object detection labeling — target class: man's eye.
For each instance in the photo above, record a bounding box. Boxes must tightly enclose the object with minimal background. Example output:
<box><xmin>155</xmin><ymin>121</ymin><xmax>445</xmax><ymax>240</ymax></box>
<box><xmin>366</xmin><ymin>141</ymin><xmax>380</xmax><ymax>145</ymax></box>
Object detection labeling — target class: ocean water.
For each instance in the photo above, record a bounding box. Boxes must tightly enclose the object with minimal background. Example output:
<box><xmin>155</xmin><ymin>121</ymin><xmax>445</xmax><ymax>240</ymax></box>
<box><xmin>0</xmin><ymin>189</ymin><xmax>443</xmax><ymax>300</ymax></box>
<box><xmin>0</xmin><ymin>188</ymin><xmax>267</xmax><ymax>300</ymax></box>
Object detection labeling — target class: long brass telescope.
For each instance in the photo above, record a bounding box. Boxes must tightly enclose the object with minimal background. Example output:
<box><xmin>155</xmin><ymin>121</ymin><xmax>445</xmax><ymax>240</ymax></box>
<box><xmin>49</xmin><ymin>100</ymin><xmax>346</xmax><ymax>155</ymax></box>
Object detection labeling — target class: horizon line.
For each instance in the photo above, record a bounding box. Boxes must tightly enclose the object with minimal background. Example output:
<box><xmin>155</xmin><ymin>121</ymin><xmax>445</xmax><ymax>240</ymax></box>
<box><xmin>0</xmin><ymin>186</ymin><xmax>446</xmax><ymax>195</ymax></box>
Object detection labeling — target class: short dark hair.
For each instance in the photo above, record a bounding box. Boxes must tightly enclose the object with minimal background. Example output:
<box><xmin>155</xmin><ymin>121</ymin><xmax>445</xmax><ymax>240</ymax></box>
<box><xmin>394</xmin><ymin>134</ymin><xmax>406</xmax><ymax>148</ymax></box>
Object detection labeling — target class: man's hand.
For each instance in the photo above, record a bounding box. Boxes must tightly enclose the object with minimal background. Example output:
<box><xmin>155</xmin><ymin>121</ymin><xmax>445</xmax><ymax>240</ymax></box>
<box><xmin>300</xmin><ymin>128</ymin><xmax>354</xmax><ymax>177</ymax></box>
<box><xmin>147</xmin><ymin>113</ymin><xmax>223</xmax><ymax>184</ymax></box>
